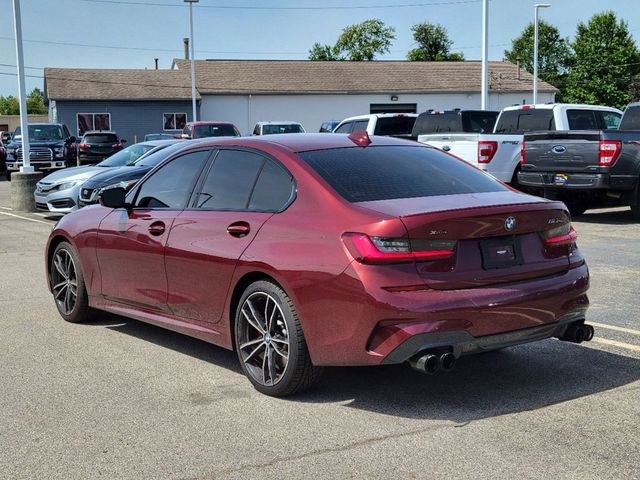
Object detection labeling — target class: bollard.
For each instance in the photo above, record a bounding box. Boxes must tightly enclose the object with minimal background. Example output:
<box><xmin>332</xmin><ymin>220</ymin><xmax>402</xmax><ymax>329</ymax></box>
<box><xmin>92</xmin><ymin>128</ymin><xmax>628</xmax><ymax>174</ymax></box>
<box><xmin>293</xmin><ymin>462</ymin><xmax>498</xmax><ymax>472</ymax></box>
<box><xmin>10</xmin><ymin>171</ymin><xmax>43</xmax><ymax>212</ymax></box>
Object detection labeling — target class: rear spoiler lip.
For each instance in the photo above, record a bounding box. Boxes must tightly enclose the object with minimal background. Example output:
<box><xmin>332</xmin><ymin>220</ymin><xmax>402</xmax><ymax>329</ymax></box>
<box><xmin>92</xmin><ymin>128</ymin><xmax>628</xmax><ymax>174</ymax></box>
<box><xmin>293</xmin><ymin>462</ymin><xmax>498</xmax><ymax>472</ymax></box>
<box><xmin>398</xmin><ymin>199</ymin><xmax>567</xmax><ymax>221</ymax></box>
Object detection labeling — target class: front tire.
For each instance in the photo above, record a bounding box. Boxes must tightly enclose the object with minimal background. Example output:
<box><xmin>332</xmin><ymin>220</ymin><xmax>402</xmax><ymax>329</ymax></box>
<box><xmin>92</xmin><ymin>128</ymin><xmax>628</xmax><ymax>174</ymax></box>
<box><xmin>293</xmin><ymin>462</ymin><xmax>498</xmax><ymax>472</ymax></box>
<box><xmin>234</xmin><ymin>280</ymin><xmax>322</xmax><ymax>397</ymax></box>
<box><xmin>50</xmin><ymin>241</ymin><xmax>94</xmax><ymax>323</ymax></box>
<box><xmin>5</xmin><ymin>170</ymin><xmax>11</xmax><ymax>181</ymax></box>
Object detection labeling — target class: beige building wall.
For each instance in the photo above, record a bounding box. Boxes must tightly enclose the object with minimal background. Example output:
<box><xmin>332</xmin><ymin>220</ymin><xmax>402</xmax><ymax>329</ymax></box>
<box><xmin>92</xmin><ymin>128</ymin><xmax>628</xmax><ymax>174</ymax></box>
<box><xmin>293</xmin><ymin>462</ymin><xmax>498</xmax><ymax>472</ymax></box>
<box><xmin>0</xmin><ymin>115</ymin><xmax>49</xmax><ymax>133</ymax></box>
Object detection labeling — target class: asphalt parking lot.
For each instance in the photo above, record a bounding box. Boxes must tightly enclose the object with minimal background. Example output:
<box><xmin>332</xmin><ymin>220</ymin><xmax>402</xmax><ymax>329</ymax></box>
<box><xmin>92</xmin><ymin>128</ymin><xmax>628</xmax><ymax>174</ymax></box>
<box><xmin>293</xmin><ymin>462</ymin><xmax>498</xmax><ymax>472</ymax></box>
<box><xmin>0</xmin><ymin>179</ymin><xmax>638</xmax><ymax>479</ymax></box>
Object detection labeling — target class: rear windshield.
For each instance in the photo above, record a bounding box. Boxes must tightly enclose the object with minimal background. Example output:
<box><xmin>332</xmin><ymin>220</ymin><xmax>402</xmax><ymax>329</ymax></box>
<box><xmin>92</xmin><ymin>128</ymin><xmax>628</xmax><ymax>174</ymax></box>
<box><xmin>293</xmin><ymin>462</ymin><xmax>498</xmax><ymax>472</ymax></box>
<box><xmin>619</xmin><ymin>105</ymin><xmax>640</xmax><ymax>130</ymax></box>
<box><xmin>373</xmin><ymin>116</ymin><xmax>416</xmax><ymax>136</ymax></box>
<box><xmin>83</xmin><ymin>133</ymin><xmax>118</xmax><ymax>143</ymax></box>
<box><xmin>299</xmin><ymin>146</ymin><xmax>506</xmax><ymax>203</ymax></box>
<box><xmin>262</xmin><ymin>124</ymin><xmax>304</xmax><ymax>135</ymax></box>
<box><xmin>194</xmin><ymin>124</ymin><xmax>239</xmax><ymax>138</ymax></box>
<box><xmin>494</xmin><ymin>109</ymin><xmax>555</xmax><ymax>133</ymax></box>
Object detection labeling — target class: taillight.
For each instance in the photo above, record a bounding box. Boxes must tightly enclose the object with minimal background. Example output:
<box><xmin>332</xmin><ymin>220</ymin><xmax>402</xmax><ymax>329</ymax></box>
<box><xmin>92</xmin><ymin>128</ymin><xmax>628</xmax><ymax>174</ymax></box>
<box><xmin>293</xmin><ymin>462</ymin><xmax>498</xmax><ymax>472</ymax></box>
<box><xmin>541</xmin><ymin>223</ymin><xmax>577</xmax><ymax>246</ymax></box>
<box><xmin>342</xmin><ymin>233</ymin><xmax>456</xmax><ymax>265</ymax></box>
<box><xmin>112</xmin><ymin>143</ymin><xmax>123</xmax><ymax>148</ymax></box>
<box><xmin>598</xmin><ymin>140</ymin><xmax>621</xmax><ymax>166</ymax></box>
<box><xmin>79</xmin><ymin>143</ymin><xmax>89</xmax><ymax>149</ymax></box>
<box><xmin>520</xmin><ymin>140</ymin><xmax>526</xmax><ymax>164</ymax></box>
<box><xmin>478</xmin><ymin>141</ymin><xmax>498</xmax><ymax>164</ymax></box>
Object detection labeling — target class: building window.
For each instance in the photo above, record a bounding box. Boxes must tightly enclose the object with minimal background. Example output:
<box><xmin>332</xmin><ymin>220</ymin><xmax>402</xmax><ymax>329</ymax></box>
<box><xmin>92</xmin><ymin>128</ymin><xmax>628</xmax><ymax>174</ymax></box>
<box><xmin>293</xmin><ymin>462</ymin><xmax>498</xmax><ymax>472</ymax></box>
<box><xmin>163</xmin><ymin>113</ymin><xmax>187</xmax><ymax>131</ymax></box>
<box><xmin>77</xmin><ymin>113</ymin><xmax>111</xmax><ymax>136</ymax></box>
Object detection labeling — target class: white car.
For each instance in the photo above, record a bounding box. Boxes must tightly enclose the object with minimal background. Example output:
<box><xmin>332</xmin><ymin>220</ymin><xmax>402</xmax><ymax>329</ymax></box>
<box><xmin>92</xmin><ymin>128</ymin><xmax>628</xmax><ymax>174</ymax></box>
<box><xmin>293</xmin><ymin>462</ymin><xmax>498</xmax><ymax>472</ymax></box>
<box><xmin>333</xmin><ymin>113</ymin><xmax>418</xmax><ymax>138</ymax></box>
<box><xmin>417</xmin><ymin>103</ymin><xmax>623</xmax><ymax>184</ymax></box>
<box><xmin>251</xmin><ymin>121</ymin><xmax>305</xmax><ymax>135</ymax></box>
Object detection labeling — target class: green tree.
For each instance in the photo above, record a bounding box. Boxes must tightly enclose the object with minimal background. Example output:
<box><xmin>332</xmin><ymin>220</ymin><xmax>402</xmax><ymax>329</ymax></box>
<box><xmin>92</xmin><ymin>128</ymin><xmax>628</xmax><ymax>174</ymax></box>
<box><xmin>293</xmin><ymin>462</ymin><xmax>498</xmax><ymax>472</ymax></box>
<box><xmin>308</xmin><ymin>19</ymin><xmax>395</xmax><ymax>61</ymax></box>
<box><xmin>26</xmin><ymin>87</ymin><xmax>47</xmax><ymax>114</ymax></box>
<box><xmin>564</xmin><ymin>11</ymin><xmax>640</xmax><ymax>109</ymax></box>
<box><xmin>407</xmin><ymin>23</ymin><xmax>464</xmax><ymax>61</ymax></box>
<box><xmin>0</xmin><ymin>95</ymin><xmax>20</xmax><ymax>115</ymax></box>
<box><xmin>504</xmin><ymin>20</ymin><xmax>572</xmax><ymax>94</ymax></box>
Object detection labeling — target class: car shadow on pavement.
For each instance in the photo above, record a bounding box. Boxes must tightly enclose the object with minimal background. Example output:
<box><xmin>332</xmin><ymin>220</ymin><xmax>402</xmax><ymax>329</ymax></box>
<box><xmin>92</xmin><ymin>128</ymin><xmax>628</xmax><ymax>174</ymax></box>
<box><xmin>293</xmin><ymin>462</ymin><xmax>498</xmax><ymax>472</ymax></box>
<box><xmin>576</xmin><ymin>208</ymin><xmax>637</xmax><ymax>225</ymax></box>
<box><xmin>85</xmin><ymin>314</ymin><xmax>640</xmax><ymax>421</ymax></box>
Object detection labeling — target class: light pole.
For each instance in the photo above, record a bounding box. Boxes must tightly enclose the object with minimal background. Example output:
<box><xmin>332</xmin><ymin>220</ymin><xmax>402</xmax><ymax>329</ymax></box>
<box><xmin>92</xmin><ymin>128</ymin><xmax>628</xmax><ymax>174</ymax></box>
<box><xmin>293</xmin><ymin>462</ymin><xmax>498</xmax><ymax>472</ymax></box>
<box><xmin>185</xmin><ymin>0</ymin><xmax>198</xmax><ymax>123</ymax></box>
<box><xmin>533</xmin><ymin>3</ymin><xmax>551</xmax><ymax>104</ymax></box>
<box><xmin>480</xmin><ymin>0</ymin><xmax>489</xmax><ymax>110</ymax></box>
<box><xmin>12</xmin><ymin>0</ymin><xmax>32</xmax><ymax>173</ymax></box>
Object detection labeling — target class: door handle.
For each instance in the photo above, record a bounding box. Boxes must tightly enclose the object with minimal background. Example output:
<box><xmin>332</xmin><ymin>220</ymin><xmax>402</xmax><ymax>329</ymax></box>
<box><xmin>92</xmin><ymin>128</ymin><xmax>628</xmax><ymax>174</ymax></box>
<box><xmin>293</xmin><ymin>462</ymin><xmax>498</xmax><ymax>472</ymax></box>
<box><xmin>227</xmin><ymin>221</ymin><xmax>250</xmax><ymax>238</ymax></box>
<box><xmin>148</xmin><ymin>221</ymin><xmax>166</xmax><ymax>236</ymax></box>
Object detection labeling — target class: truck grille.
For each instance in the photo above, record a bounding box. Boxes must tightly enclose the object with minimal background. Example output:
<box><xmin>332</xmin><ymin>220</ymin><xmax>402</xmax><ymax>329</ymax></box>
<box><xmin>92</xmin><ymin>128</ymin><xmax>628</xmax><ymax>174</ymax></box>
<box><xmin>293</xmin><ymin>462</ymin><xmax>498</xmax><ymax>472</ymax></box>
<box><xmin>17</xmin><ymin>147</ymin><xmax>53</xmax><ymax>161</ymax></box>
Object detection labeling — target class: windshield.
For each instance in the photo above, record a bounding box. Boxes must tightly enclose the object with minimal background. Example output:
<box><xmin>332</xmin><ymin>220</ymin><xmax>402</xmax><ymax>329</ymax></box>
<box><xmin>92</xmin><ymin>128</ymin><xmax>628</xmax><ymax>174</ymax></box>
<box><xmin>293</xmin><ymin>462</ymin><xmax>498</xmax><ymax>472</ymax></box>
<box><xmin>98</xmin><ymin>144</ymin><xmax>156</xmax><ymax>167</ymax></box>
<box><xmin>14</xmin><ymin>125</ymin><xmax>64</xmax><ymax>141</ymax></box>
<box><xmin>194</xmin><ymin>124</ymin><xmax>239</xmax><ymax>138</ymax></box>
<box><xmin>262</xmin><ymin>124</ymin><xmax>304</xmax><ymax>135</ymax></box>
<box><xmin>135</xmin><ymin>142</ymin><xmax>189</xmax><ymax>167</ymax></box>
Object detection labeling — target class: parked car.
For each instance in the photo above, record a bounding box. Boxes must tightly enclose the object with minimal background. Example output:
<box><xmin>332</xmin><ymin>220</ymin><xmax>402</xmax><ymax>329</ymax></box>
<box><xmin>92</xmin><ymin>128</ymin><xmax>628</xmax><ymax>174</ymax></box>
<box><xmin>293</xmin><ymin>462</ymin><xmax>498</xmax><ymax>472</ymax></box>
<box><xmin>46</xmin><ymin>132</ymin><xmax>592</xmax><ymax>397</ymax></box>
<box><xmin>319</xmin><ymin>120</ymin><xmax>340</xmax><ymax>133</ymax></box>
<box><xmin>519</xmin><ymin>102</ymin><xmax>640</xmax><ymax>218</ymax></box>
<box><xmin>333</xmin><ymin>113</ymin><xmax>418</xmax><ymax>139</ymax></box>
<box><xmin>144</xmin><ymin>133</ymin><xmax>176</xmax><ymax>141</ymax></box>
<box><xmin>411</xmin><ymin>110</ymin><xmax>499</xmax><ymax>137</ymax></box>
<box><xmin>417</xmin><ymin>103</ymin><xmax>622</xmax><ymax>185</ymax></box>
<box><xmin>34</xmin><ymin>140</ymin><xmax>179</xmax><ymax>213</ymax></box>
<box><xmin>0</xmin><ymin>144</ymin><xmax>6</xmax><ymax>176</ymax></box>
<box><xmin>4</xmin><ymin>123</ymin><xmax>76</xmax><ymax>181</ymax></box>
<box><xmin>77</xmin><ymin>138</ymin><xmax>208</xmax><ymax>207</ymax></box>
<box><xmin>252</xmin><ymin>121</ymin><xmax>305</xmax><ymax>135</ymax></box>
<box><xmin>182</xmin><ymin>121</ymin><xmax>241</xmax><ymax>139</ymax></box>
<box><xmin>77</xmin><ymin>131</ymin><xmax>126</xmax><ymax>165</ymax></box>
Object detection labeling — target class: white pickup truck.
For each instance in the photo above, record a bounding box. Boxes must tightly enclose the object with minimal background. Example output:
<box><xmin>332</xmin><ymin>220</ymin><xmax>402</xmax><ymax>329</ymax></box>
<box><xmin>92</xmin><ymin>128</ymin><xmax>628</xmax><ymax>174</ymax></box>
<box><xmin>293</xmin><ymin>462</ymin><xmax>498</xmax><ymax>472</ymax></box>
<box><xmin>417</xmin><ymin>104</ymin><xmax>623</xmax><ymax>184</ymax></box>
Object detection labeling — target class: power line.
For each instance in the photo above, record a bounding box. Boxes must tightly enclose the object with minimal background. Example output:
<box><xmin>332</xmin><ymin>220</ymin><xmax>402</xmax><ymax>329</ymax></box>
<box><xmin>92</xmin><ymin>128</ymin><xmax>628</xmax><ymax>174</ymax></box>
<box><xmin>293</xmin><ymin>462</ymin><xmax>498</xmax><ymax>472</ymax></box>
<box><xmin>79</xmin><ymin>0</ymin><xmax>481</xmax><ymax>10</ymax></box>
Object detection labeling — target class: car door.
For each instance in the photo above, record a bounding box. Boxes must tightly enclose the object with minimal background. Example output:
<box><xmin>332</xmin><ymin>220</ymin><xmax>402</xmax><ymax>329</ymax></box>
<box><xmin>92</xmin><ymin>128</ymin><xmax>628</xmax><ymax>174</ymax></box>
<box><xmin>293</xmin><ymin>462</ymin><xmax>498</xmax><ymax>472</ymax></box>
<box><xmin>165</xmin><ymin>148</ymin><xmax>295</xmax><ymax>323</ymax></box>
<box><xmin>96</xmin><ymin>149</ymin><xmax>212</xmax><ymax>311</ymax></box>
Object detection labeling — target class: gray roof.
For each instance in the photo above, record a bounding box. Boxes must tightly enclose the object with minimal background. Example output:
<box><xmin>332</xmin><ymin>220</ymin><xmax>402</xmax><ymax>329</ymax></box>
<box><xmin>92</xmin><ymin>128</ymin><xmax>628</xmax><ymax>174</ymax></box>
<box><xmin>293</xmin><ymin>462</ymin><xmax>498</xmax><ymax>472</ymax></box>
<box><xmin>44</xmin><ymin>60</ymin><xmax>557</xmax><ymax>101</ymax></box>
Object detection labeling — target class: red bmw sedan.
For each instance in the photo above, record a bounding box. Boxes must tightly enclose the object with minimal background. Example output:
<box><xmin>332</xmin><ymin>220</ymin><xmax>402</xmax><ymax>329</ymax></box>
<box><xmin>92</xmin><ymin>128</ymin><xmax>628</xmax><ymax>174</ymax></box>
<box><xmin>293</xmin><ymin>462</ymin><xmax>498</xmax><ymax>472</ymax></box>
<box><xmin>46</xmin><ymin>133</ymin><xmax>592</xmax><ymax>396</ymax></box>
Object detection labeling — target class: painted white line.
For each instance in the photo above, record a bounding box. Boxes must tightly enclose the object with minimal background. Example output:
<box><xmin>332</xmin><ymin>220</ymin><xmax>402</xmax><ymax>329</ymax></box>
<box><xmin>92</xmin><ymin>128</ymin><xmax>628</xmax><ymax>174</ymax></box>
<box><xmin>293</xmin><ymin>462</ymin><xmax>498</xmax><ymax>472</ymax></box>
<box><xmin>590</xmin><ymin>337</ymin><xmax>640</xmax><ymax>353</ymax></box>
<box><xmin>0</xmin><ymin>205</ymin><xmax>12</xmax><ymax>210</ymax></box>
<box><xmin>590</xmin><ymin>321</ymin><xmax>640</xmax><ymax>337</ymax></box>
<box><xmin>0</xmin><ymin>210</ymin><xmax>52</xmax><ymax>225</ymax></box>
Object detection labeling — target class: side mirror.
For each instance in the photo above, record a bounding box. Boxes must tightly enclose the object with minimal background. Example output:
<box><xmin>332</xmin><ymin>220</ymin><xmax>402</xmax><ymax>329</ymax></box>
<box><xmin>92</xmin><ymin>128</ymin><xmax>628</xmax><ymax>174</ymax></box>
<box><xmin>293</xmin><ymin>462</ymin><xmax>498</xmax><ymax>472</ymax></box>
<box><xmin>99</xmin><ymin>187</ymin><xmax>128</xmax><ymax>209</ymax></box>
<box><xmin>66</xmin><ymin>136</ymin><xmax>77</xmax><ymax>144</ymax></box>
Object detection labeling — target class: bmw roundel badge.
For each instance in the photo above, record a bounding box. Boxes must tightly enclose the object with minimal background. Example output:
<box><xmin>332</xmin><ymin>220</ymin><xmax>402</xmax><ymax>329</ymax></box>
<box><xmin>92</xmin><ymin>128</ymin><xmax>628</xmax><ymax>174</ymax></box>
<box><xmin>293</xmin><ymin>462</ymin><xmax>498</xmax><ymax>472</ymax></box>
<box><xmin>505</xmin><ymin>216</ymin><xmax>516</xmax><ymax>231</ymax></box>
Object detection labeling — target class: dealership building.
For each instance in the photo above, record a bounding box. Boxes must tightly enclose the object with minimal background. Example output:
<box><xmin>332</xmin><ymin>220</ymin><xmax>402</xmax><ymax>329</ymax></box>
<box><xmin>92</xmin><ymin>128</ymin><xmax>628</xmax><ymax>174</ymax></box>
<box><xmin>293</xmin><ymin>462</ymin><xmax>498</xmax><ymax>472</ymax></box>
<box><xmin>45</xmin><ymin>60</ymin><xmax>556</xmax><ymax>142</ymax></box>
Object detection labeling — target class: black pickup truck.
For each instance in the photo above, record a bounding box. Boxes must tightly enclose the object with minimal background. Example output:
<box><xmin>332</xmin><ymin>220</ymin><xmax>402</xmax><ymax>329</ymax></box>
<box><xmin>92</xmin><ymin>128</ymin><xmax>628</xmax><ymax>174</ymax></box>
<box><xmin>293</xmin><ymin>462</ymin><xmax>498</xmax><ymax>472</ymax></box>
<box><xmin>518</xmin><ymin>103</ymin><xmax>640</xmax><ymax>218</ymax></box>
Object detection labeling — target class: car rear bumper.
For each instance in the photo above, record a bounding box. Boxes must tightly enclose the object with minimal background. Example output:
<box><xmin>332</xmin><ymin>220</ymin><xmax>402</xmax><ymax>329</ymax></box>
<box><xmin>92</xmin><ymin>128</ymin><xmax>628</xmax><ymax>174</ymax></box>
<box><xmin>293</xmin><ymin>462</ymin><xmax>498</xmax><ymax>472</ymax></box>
<box><xmin>518</xmin><ymin>172</ymin><xmax>637</xmax><ymax>190</ymax></box>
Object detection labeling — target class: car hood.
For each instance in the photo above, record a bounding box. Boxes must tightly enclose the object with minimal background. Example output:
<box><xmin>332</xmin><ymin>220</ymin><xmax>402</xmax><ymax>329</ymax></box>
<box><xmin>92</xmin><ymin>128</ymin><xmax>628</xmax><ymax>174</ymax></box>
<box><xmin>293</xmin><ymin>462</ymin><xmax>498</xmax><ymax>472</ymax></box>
<box><xmin>8</xmin><ymin>140</ymin><xmax>65</xmax><ymax>148</ymax></box>
<box><xmin>82</xmin><ymin>166</ymin><xmax>152</xmax><ymax>189</ymax></box>
<box><xmin>40</xmin><ymin>166</ymin><xmax>107</xmax><ymax>184</ymax></box>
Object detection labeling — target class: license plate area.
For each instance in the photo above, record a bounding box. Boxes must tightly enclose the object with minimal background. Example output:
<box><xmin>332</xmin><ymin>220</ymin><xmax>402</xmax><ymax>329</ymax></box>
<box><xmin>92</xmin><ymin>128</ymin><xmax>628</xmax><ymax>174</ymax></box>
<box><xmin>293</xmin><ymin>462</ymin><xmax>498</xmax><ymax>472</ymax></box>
<box><xmin>480</xmin><ymin>236</ymin><xmax>524</xmax><ymax>269</ymax></box>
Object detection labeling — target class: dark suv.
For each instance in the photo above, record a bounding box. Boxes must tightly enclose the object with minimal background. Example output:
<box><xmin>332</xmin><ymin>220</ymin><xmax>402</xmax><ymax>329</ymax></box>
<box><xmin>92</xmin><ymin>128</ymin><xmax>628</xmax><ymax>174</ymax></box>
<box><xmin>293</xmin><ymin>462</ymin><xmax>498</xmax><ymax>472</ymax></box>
<box><xmin>78</xmin><ymin>131</ymin><xmax>125</xmax><ymax>164</ymax></box>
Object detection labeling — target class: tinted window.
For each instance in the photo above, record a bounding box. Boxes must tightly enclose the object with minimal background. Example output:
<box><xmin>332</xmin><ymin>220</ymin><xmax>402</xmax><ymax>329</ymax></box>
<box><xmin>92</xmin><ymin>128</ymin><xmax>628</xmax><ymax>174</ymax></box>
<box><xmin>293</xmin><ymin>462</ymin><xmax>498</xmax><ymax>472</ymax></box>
<box><xmin>299</xmin><ymin>146</ymin><xmax>506</xmax><ymax>203</ymax></box>
<box><xmin>261</xmin><ymin>124</ymin><xmax>304</xmax><ymax>135</ymax></box>
<box><xmin>566</xmin><ymin>110</ymin><xmax>599</xmax><ymax>130</ymax></box>
<box><xmin>248</xmin><ymin>161</ymin><xmax>294</xmax><ymax>211</ymax></box>
<box><xmin>84</xmin><ymin>133</ymin><xmax>118</xmax><ymax>143</ymax></box>
<box><xmin>412</xmin><ymin>113</ymin><xmax>462</xmax><ymax>135</ymax></box>
<box><xmin>194</xmin><ymin>124</ymin><xmax>239</xmax><ymax>138</ymax></box>
<box><xmin>353</xmin><ymin>120</ymin><xmax>369</xmax><ymax>131</ymax></box>
<box><xmin>619</xmin><ymin>106</ymin><xmax>640</xmax><ymax>130</ymax></box>
<box><xmin>134</xmin><ymin>150</ymin><xmax>210</xmax><ymax>209</ymax></box>
<box><xmin>334</xmin><ymin>122</ymin><xmax>353</xmax><ymax>134</ymax></box>
<box><xmin>374</xmin><ymin>116</ymin><xmax>416</xmax><ymax>136</ymax></box>
<box><xmin>461</xmin><ymin>111</ymin><xmax>498</xmax><ymax>133</ymax></box>
<box><xmin>196</xmin><ymin>150</ymin><xmax>263</xmax><ymax>210</ymax></box>
<box><xmin>494</xmin><ymin>109</ymin><xmax>555</xmax><ymax>133</ymax></box>
<box><xmin>599</xmin><ymin>111</ymin><xmax>621</xmax><ymax>130</ymax></box>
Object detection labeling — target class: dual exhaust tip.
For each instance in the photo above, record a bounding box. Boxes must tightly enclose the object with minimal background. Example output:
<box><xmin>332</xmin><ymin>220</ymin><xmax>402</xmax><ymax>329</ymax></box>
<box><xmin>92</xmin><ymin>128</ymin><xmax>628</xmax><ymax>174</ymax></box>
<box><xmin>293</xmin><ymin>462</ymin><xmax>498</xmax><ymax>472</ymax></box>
<box><xmin>561</xmin><ymin>323</ymin><xmax>595</xmax><ymax>344</ymax></box>
<box><xmin>409</xmin><ymin>351</ymin><xmax>456</xmax><ymax>375</ymax></box>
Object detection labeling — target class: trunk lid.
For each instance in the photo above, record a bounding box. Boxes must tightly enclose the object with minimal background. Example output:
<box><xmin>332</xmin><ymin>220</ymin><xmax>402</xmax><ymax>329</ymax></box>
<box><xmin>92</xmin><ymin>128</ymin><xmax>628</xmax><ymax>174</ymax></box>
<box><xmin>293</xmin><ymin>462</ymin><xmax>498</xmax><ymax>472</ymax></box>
<box><xmin>357</xmin><ymin>191</ymin><xmax>572</xmax><ymax>290</ymax></box>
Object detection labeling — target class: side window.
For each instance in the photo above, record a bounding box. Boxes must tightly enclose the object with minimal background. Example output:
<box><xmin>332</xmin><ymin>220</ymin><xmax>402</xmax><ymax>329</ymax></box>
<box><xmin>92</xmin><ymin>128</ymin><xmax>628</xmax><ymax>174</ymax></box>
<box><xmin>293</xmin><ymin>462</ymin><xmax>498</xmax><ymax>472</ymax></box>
<box><xmin>353</xmin><ymin>120</ymin><xmax>369</xmax><ymax>131</ymax></box>
<box><xmin>195</xmin><ymin>150</ymin><xmax>264</xmax><ymax>210</ymax></box>
<box><xmin>599</xmin><ymin>111</ymin><xmax>621</xmax><ymax>130</ymax></box>
<box><xmin>249</xmin><ymin>161</ymin><xmax>294</xmax><ymax>212</ymax></box>
<box><xmin>567</xmin><ymin>110</ymin><xmax>599</xmax><ymax>130</ymax></box>
<box><xmin>63</xmin><ymin>125</ymin><xmax>71</xmax><ymax>138</ymax></box>
<box><xmin>334</xmin><ymin>122</ymin><xmax>353</xmax><ymax>134</ymax></box>
<box><xmin>134</xmin><ymin>150</ymin><xmax>210</xmax><ymax>209</ymax></box>
<box><xmin>253</xmin><ymin>124</ymin><xmax>261</xmax><ymax>135</ymax></box>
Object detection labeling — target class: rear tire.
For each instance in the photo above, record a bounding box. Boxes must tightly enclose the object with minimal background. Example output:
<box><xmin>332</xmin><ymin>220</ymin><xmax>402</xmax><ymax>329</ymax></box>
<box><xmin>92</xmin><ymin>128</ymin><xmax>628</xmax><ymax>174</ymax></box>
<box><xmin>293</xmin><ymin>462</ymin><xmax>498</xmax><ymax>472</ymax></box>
<box><xmin>631</xmin><ymin>182</ymin><xmax>640</xmax><ymax>220</ymax></box>
<box><xmin>234</xmin><ymin>280</ymin><xmax>322</xmax><ymax>397</ymax></box>
<box><xmin>50</xmin><ymin>241</ymin><xmax>94</xmax><ymax>323</ymax></box>
<box><xmin>5</xmin><ymin>170</ymin><xmax>11</xmax><ymax>181</ymax></box>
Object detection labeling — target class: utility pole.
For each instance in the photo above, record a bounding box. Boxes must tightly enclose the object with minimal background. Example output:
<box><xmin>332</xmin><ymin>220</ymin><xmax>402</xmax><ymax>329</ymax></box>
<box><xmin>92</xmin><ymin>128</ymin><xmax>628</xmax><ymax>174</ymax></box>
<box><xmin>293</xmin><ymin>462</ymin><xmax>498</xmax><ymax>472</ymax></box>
<box><xmin>480</xmin><ymin>0</ymin><xmax>489</xmax><ymax>110</ymax></box>
<box><xmin>12</xmin><ymin>0</ymin><xmax>32</xmax><ymax>173</ymax></box>
<box><xmin>185</xmin><ymin>0</ymin><xmax>198</xmax><ymax>123</ymax></box>
<box><xmin>533</xmin><ymin>3</ymin><xmax>551</xmax><ymax>104</ymax></box>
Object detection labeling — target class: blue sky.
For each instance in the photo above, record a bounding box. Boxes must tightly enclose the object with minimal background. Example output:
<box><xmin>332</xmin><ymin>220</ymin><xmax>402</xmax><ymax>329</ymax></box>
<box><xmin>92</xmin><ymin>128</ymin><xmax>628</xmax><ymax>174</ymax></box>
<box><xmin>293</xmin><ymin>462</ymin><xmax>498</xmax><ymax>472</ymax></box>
<box><xmin>1</xmin><ymin>0</ymin><xmax>639</xmax><ymax>96</ymax></box>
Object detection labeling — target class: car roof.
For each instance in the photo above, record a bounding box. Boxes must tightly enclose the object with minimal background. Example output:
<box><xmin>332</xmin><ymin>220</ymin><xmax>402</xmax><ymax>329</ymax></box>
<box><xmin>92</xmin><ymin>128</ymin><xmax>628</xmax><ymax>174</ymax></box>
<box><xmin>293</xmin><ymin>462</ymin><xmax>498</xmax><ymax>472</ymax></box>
<box><xmin>83</xmin><ymin>130</ymin><xmax>117</xmax><ymax>135</ymax></box>
<box><xmin>502</xmin><ymin>103</ymin><xmax>622</xmax><ymax>113</ymax></box>
<box><xmin>173</xmin><ymin>133</ymin><xmax>416</xmax><ymax>154</ymax></box>
<box><xmin>187</xmin><ymin>121</ymin><xmax>236</xmax><ymax>126</ymax></box>
<box><xmin>339</xmin><ymin>113</ymin><xmax>418</xmax><ymax>122</ymax></box>
<box><xmin>256</xmin><ymin>121</ymin><xmax>303</xmax><ymax>125</ymax></box>
<box><xmin>135</xmin><ymin>139</ymin><xmax>181</xmax><ymax>147</ymax></box>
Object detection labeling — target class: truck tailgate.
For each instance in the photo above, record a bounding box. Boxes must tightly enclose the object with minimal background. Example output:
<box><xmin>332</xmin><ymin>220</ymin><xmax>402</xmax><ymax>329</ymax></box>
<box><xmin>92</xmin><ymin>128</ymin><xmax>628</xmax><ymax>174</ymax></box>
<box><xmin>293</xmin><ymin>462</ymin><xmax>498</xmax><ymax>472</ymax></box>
<box><xmin>417</xmin><ymin>133</ymin><xmax>479</xmax><ymax>167</ymax></box>
<box><xmin>523</xmin><ymin>131</ymin><xmax>602</xmax><ymax>172</ymax></box>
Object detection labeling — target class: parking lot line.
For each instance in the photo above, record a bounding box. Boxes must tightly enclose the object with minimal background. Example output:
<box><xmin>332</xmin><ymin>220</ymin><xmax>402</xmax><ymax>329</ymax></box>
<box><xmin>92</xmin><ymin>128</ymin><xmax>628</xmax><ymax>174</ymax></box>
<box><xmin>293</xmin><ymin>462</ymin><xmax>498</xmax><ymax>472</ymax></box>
<box><xmin>0</xmin><ymin>205</ymin><xmax>11</xmax><ymax>210</ymax></box>
<box><xmin>590</xmin><ymin>321</ymin><xmax>640</xmax><ymax>337</ymax></box>
<box><xmin>590</xmin><ymin>337</ymin><xmax>640</xmax><ymax>353</ymax></box>
<box><xmin>0</xmin><ymin>210</ymin><xmax>52</xmax><ymax>225</ymax></box>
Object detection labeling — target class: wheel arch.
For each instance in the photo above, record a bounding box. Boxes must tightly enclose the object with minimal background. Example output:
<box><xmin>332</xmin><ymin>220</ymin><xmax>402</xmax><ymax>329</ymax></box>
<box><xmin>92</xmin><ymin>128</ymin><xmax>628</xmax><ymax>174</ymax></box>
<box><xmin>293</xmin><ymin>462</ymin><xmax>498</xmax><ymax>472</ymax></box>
<box><xmin>46</xmin><ymin>234</ymin><xmax>73</xmax><ymax>289</ymax></box>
